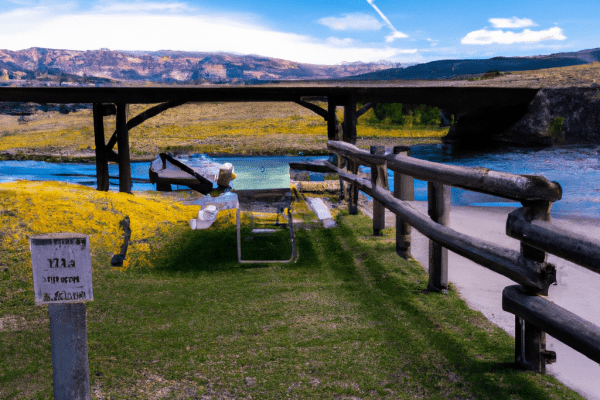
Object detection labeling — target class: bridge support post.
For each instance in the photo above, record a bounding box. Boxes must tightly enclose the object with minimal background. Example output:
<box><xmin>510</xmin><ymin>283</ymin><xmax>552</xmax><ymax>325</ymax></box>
<box><xmin>327</xmin><ymin>99</ymin><xmax>338</xmax><ymax>141</ymax></box>
<box><xmin>116</xmin><ymin>104</ymin><xmax>132</xmax><ymax>193</ymax></box>
<box><xmin>343</xmin><ymin>97</ymin><xmax>357</xmax><ymax>145</ymax></box>
<box><xmin>427</xmin><ymin>182</ymin><xmax>450</xmax><ymax>291</ymax></box>
<box><xmin>370</xmin><ymin>145</ymin><xmax>388</xmax><ymax>235</ymax></box>
<box><xmin>513</xmin><ymin>200</ymin><xmax>556</xmax><ymax>373</ymax></box>
<box><xmin>394</xmin><ymin>146</ymin><xmax>413</xmax><ymax>259</ymax></box>
<box><xmin>328</xmin><ymin>97</ymin><xmax>347</xmax><ymax>201</ymax></box>
<box><xmin>93</xmin><ymin>104</ymin><xmax>109</xmax><ymax>191</ymax></box>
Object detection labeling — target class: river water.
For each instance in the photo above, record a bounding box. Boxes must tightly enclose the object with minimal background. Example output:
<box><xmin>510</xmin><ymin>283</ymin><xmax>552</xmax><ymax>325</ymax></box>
<box><xmin>1</xmin><ymin>144</ymin><xmax>599</xmax><ymax>219</ymax></box>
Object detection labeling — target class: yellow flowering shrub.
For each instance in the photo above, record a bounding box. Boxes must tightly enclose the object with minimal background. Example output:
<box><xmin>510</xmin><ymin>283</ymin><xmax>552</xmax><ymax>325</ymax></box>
<box><xmin>0</xmin><ymin>182</ymin><xmax>202</xmax><ymax>278</ymax></box>
<box><xmin>0</xmin><ymin>181</ymin><xmax>301</xmax><ymax>281</ymax></box>
<box><xmin>0</xmin><ymin>128</ymin><xmax>93</xmax><ymax>152</ymax></box>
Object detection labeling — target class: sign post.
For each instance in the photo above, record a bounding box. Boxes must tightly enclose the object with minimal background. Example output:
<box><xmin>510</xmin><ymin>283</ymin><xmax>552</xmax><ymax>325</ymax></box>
<box><xmin>30</xmin><ymin>233</ymin><xmax>93</xmax><ymax>400</ymax></box>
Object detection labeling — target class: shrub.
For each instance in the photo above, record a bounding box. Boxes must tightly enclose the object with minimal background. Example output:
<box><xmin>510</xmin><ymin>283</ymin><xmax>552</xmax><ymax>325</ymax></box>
<box><xmin>373</xmin><ymin>103</ymin><xmax>404</xmax><ymax>125</ymax></box>
<box><xmin>416</xmin><ymin>105</ymin><xmax>441</xmax><ymax>126</ymax></box>
<box><xmin>548</xmin><ymin>116</ymin><xmax>565</xmax><ymax>144</ymax></box>
<box><xmin>482</xmin><ymin>70</ymin><xmax>501</xmax><ymax>79</ymax></box>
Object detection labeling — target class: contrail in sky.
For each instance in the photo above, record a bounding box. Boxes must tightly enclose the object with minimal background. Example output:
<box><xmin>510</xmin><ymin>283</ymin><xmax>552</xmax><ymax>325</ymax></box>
<box><xmin>366</xmin><ymin>0</ymin><xmax>407</xmax><ymax>41</ymax></box>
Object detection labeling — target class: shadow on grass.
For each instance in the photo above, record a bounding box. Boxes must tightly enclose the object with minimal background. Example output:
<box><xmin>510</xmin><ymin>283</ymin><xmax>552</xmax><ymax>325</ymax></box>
<box><xmin>148</xmin><ymin>224</ymin><xmax>302</xmax><ymax>275</ymax></box>
<box><xmin>309</xmin><ymin>214</ymin><xmax>572</xmax><ymax>399</ymax></box>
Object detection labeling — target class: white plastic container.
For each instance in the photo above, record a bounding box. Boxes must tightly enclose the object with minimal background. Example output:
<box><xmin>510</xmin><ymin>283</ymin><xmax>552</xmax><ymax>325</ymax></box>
<box><xmin>189</xmin><ymin>193</ymin><xmax>239</xmax><ymax>230</ymax></box>
<box><xmin>197</xmin><ymin>204</ymin><xmax>217</xmax><ymax>220</ymax></box>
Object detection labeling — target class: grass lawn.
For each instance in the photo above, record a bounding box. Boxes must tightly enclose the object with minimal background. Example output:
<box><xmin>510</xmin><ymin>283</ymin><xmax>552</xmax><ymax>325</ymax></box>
<box><xmin>0</xmin><ymin>181</ymin><xmax>584</xmax><ymax>399</ymax></box>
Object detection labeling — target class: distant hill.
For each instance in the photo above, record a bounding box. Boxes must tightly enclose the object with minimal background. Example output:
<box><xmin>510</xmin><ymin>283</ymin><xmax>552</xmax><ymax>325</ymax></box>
<box><xmin>0</xmin><ymin>48</ymin><xmax>400</xmax><ymax>85</ymax></box>
<box><xmin>344</xmin><ymin>48</ymin><xmax>600</xmax><ymax>81</ymax></box>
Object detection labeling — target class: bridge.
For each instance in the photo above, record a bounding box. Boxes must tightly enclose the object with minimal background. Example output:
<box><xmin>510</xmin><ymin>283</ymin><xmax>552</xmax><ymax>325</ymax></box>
<box><xmin>0</xmin><ymin>85</ymin><xmax>539</xmax><ymax>192</ymax></box>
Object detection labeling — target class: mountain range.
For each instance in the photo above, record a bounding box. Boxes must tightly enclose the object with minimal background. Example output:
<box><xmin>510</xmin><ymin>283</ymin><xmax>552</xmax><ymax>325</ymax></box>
<box><xmin>345</xmin><ymin>48</ymin><xmax>600</xmax><ymax>81</ymax></box>
<box><xmin>0</xmin><ymin>48</ymin><xmax>399</xmax><ymax>85</ymax></box>
<box><xmin>0</xmin><ymin>47</ymin><xmax>599</xmax><ymax>86</ymax></box>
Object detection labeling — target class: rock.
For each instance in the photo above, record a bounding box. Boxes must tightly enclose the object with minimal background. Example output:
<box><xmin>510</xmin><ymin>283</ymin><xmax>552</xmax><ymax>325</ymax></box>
<box><xmin>245</xmin><ymin>377</ymin><xmax>256</xmax><ymax>386</ymax></box>
<box><xmin>498</xmin><ymin>87</ymin><xmax>600</xmax><ymax>145</ymax></box>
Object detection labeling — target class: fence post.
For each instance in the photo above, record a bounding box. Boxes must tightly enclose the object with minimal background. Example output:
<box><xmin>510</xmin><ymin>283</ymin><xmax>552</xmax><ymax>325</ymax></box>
<box><xmin>513</xmin><ymin>200</ymin><xmax>556</xmax><ymax>373</ymax></box>
<box><xmin>30</xmin><ymin>233</ymin><xmax>93</xmax><ymax>400</ymax></box>
<box><xmin>427</xmin><ymin>182</ymin><xmax>450</xmax><ymax>291</ymax></box>
<box><xmin>344</xmin><ymin>97</ymin><xmax>359</xmax><ymax>215</ymax></box>
<box><xmin>347</xmin><ymin>159</ymin><xmax>359</xmax><ymax>215</ymax></box>
<box><xmin>48</xmin><ymin>303</ymin><xmax>91</xmax><ymax>400</ymax></box>
<box><xmin>370</xmin><ymin>146</ymin><xmax>388</xmax><ymax>235</ymax></box>
<box><xmin>393</xmin><ymin>146</ymin><xmax>413</xmax><ymax>259</ymax></box>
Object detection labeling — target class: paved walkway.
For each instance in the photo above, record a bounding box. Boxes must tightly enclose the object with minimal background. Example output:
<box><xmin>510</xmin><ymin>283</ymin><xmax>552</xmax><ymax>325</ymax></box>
<box><xmin>358</xmin><ymin>196</ymin><xmax>600</xmax><ymax>400</ymax></box>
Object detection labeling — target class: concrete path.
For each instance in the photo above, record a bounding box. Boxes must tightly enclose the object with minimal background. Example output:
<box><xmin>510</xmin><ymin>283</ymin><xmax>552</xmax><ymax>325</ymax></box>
<box><xmin>358</xmin><ymin>196</ymin><xmax>600</xmax><ymax>400</ymax></box>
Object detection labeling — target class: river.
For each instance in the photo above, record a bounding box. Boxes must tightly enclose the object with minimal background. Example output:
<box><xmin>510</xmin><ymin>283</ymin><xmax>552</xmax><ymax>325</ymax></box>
<box><xmin>1</xmin><ymin>144</ymin><xmax>599</xmax><ymax>219</ymax></box>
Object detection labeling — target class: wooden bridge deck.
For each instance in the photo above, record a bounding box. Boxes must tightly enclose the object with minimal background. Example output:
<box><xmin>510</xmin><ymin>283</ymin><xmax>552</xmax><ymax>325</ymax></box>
<box><xmin>0</xmin><ymin>85</ymin><xmax>538</xmax><ymax>114</ymax></box>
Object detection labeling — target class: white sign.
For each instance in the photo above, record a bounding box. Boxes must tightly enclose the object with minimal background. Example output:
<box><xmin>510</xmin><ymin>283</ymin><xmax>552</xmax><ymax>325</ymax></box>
<box><xmin>30</xmin><ymin>233</ymin><xmax>93</xmax><ymax>305</ymax></box>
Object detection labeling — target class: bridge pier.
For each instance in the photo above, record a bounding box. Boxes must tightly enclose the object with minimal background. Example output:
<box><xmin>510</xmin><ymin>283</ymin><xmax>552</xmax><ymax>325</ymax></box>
<box><xmin>92</xmin><ymin>104</ymin><xmax>110</xmax><ymax>192</ymax></box>
<box><xmin>115</xmin><ymin>104</ymin><xmax>132</xmax><ymax>193</ymax></box>
<box><xmin>92</xmin><ymin>103</ymin><xmax>132</xmax><ymax>193</ymax></box>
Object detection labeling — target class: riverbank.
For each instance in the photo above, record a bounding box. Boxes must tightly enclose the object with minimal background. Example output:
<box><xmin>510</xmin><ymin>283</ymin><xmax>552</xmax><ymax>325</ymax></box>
<box><xmin>358</xmin><ymin>196</ymin><xmax>600</xmax><ymax>400</ymax></box>
<box><xmin>0</xmin><ymin>102</ymin><xmax>448</xmax><ymax>162</ymax></box>
<box><xmin>0</xmin><ymin>135</ymin><xmax>443</xmax><ymax>163</ymax></box>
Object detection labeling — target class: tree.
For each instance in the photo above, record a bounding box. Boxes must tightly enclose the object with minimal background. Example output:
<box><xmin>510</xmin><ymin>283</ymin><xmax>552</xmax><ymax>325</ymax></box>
<box><xmin>373</xmin><ymin>103</ymin><xmax>404</xmax><ymax>124</ymax></box>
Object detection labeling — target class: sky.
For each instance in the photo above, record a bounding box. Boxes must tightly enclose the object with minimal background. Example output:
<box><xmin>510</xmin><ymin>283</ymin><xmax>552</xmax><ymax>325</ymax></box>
<box><xmin>0</xmin><ymin>0</ymin><xmax>598</xmax><ymax>65</ymax></box>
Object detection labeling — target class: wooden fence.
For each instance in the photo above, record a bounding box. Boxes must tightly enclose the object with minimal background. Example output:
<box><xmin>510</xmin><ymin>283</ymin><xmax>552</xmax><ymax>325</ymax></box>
<box><xmin>295</xmin><ymin>140</ymin><xmax>600</xmax><ymax>374</ymax></box>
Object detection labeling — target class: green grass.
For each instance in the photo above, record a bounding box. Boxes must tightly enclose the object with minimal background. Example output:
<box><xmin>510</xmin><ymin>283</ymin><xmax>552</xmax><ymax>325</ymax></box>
<box><xmin>0</xmin><ymin>211</ymin><xmax>583</xmax><ymax>399</ymax></box>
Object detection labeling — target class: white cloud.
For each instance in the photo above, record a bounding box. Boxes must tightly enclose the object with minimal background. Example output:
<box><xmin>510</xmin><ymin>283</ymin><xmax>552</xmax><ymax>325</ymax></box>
<box><xmin>91</xmin><ymin>2</ymin><xmax>191</xmax><ymax>13</ymax></box>
<box><xmin>0</xmin><ymin>1</ymin><xmax>419</xmax><ymax>64</ymax></box>
<box><xmin>489</xmin><ymin>17</ymin><xmax>537</xmax><ymax>29</ymax></box>
<box><xmin>385</xmin><ymin>31</ymin><xmax>408</xmax><ymax>42</ymax></box>
<box><xmin>326</xmin><ymin>37</ymin><xmax>355</xmax><ymax>46</ymax></box>
<box><xmin>461</xmin><ymin>27</ymin><xmax>566</xmax><ymax>45</ymax></box>
<box><xmin>318</xmin><ymin>13</ymin><xmax>383</xmax><ymax>31</ymax></box>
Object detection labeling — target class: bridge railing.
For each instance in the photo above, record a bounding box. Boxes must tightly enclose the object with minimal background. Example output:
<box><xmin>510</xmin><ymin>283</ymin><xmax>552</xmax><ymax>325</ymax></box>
<box><xmin>295</xmin><ymin>140</ymin><xmax>600</xmax><ymax>374</ymax></box>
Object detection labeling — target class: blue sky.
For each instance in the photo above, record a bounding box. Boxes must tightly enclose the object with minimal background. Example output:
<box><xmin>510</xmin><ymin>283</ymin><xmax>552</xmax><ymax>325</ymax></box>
<box><xmin>0</xmin><ymin>0</ymin><xmax>598</xmax><ymax>64</ymax></box>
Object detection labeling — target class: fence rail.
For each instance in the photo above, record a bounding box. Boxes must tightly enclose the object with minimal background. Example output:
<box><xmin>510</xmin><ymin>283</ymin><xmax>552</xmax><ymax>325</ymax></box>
<box><xmin>312</xmin><ymin>140</ymin><xmax>600</xmax><ymax>374</ymax></box>
<box><xmin>323</xmin><ymin>160</ymin><xmax>555</xmax><ymax>293</ymax></box>
<box><xmin>503</xmin><ymin>285</ymin><xmax>600</xmax><ymax>364</ymax></box>
<box><xmin>506</xmin><ymin>207</ymin><xmax>600</xmax><ymax>273</ymax></box>
<box><xmin>328</xmin><ymin>140</ymin><xmax>563</xmax><ymax>202</ymax></box>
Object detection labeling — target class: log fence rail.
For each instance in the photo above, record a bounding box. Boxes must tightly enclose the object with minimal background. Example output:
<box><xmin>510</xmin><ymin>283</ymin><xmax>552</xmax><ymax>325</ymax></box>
<box><xmin>306</xmin><ymin>140</ymin><xmax>600</xmax><ymax>373</ymax></box>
